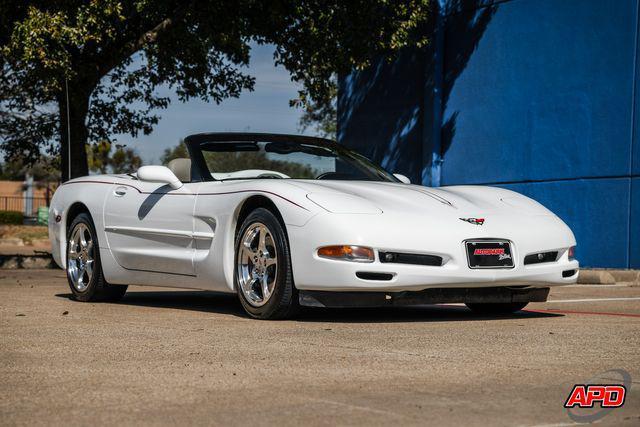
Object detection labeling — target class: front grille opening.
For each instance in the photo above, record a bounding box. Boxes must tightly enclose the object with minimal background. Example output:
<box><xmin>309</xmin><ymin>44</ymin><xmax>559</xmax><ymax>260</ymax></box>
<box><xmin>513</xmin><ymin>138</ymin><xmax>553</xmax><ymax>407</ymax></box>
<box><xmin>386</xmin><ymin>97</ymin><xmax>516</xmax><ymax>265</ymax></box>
<box><xmin>562</xmin><ymin>269</ymin><xmax>577</xmax><ymax>278</ymax></box>
<box><xmin>356</xmin><ymin>272</ymin><xmax>394</xmax><ymax>281</ymax></box>
<box><xmin>524</xmin><ymin>251</ymin><xmax>558</xmax><ymax>265</ymax></box>
<box><xmin>379</xmin><ymin>251</ymin><xmax>443</xmax><ymax>266</ymax></box>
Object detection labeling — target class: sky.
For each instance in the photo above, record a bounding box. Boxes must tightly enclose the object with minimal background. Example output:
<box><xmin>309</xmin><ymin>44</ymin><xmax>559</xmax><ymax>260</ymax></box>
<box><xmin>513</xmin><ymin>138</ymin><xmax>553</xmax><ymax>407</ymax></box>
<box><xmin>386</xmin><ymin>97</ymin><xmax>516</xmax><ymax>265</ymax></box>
<box><xmin>113</xmin><ymin>43</ymin><xmax>311</xmax><ymax>164</ymax></box>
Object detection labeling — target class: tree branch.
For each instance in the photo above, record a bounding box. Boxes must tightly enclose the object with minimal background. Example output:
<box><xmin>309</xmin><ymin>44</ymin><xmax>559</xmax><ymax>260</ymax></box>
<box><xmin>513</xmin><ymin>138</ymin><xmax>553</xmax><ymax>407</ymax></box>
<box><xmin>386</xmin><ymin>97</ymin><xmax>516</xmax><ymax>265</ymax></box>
<box><xmin>95</xmin><ymin>5</ymin><xmax>189</xmax><ymax>81</ymax></box>
<box><xmin>128</xmin><ymin>16</ymin><xmax>174</xmax><ymax>54</ymax></box>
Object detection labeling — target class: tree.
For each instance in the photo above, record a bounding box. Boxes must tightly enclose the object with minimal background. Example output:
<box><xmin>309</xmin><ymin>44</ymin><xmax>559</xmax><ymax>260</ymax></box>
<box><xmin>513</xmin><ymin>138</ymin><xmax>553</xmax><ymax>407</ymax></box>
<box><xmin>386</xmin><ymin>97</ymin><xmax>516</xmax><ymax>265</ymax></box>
<box><xmin>0</xmin><ymin>155</ymin><xmax>60</xmax><ymax>182</ymax></box>
<box><xmin>1</xmin><ymin>1</ymin><xmax>430</xmax><ymax>181</ymax></box>
<box><xmin>110</xmin><ymin>144</ymin><xmax>142</xmax><ymax>173</ymax></box>
<box><xmin>298</xmin><ymin>78</ymin><xmax>337</xmax><ymax>140</ymax></box>
<box><xmin>160</xmin><ymin>140</ymin><xmax>189</xmax><ymax>165</ymax></box>
<box><xmin>86</xmin><ymin>141</ymin><xmax>112</xmax><ymax>174</ymax></box>
<box><xmin>87</xmin><ymin>140</ymin><xmax>142</xmax><ymax>174</ymax></box>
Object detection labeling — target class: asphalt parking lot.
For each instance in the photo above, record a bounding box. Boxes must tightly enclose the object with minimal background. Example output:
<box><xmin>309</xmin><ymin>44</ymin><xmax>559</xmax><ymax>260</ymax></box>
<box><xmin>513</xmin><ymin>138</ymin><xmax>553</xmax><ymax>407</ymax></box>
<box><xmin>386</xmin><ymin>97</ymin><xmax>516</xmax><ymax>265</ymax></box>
<box><xmin>1</xmin><ymin>269</ymin><xmax>639</xmax><ymax>426</ymax></box>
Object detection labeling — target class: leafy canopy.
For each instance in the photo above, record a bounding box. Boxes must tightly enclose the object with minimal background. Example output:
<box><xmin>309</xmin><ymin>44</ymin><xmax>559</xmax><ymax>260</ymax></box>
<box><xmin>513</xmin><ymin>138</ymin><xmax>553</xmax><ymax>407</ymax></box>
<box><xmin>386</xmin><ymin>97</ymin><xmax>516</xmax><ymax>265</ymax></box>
<box><xmin>87</xmin><ymin>140</ymin><xmax>143</xmax><ymax>174</ymax></box>
<box><xmin>1</xmin><ymin>0</ymin><xmax>430</xmax><ymax>174</ymax></box>
<box><xmin>0</xmin><ymin>155</ymin><xmax>60</xmax><ymax>182</ymax></box>
<box><xmin>298</xmin><ymin>78</ymin><xmax>337</xmax><ymax>139</ymax></box>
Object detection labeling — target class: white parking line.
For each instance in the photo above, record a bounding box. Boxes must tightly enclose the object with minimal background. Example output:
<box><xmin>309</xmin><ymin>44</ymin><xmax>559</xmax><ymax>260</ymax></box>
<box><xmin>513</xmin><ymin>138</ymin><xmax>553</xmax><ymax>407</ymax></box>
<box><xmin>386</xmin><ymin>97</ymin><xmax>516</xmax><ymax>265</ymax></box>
<box><xmin>564</xmin><ymin>284</ymin><xmax>632</xmax><ymax>288</ymax></box>
<box><xmin>522</xmin><ymin>422</ymin><xmax>577</xmax><ymax>427</ymax></box>
<box><xmin>523</xmin><ymin>422</ymin><xmax>578</xmax><ymax>427</ymax></box>
<box><xmin>547</xmin><ymin>297</ymin><xmax>640</xmax><ymax>303</ymax></box>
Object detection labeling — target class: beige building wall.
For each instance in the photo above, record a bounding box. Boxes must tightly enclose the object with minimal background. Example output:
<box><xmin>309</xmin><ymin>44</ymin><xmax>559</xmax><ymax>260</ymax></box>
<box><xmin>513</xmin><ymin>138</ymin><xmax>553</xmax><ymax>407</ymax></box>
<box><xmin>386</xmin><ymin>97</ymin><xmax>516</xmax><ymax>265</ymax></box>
<box><xmin>0</xmin><ymin>180</ymin><xmax>56</xmax><ymax>214</ymax></box>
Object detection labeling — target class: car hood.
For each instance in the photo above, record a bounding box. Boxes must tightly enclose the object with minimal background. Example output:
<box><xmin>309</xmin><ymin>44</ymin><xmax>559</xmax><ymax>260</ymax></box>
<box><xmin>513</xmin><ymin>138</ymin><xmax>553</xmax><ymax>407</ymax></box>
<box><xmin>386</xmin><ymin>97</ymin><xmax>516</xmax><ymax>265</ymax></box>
<box><xmin>284</xmin><ymin>180</ymin><xmax>554</xmax><ymax>217</ymax></box>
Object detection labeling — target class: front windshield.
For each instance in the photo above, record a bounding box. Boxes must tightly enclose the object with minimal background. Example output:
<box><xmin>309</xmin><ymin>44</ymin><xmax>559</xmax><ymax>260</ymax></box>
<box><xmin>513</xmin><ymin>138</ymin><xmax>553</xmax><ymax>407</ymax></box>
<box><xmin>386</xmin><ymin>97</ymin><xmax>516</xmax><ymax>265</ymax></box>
<box><xmin>195</xmin><ymin>140</ymin><xmax>399</xmax><ymax>182</ymax></box>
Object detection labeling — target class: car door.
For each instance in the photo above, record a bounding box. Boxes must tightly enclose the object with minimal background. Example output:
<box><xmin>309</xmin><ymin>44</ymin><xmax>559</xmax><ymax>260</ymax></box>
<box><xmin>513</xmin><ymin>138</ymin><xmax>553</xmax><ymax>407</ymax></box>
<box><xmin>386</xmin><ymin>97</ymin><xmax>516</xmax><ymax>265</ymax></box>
<box><xmin>103</xmin><ymin>180</ymin><xmax>196</xmax><ymax>276</ymax></box>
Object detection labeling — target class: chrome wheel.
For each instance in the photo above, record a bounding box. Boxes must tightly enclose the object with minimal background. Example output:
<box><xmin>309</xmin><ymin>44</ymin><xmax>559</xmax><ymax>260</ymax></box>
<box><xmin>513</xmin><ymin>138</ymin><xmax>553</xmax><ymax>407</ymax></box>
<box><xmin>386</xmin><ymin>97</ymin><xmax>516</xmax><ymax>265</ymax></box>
<box><xmin>67</xmin><ymin>223</ymin><xmax>95</xmax><ymax>292</ymax></box>
<box><xmin>237</xmin><ymin>222</ymin><xmax>278</xmax><ymax>307</ymax></box>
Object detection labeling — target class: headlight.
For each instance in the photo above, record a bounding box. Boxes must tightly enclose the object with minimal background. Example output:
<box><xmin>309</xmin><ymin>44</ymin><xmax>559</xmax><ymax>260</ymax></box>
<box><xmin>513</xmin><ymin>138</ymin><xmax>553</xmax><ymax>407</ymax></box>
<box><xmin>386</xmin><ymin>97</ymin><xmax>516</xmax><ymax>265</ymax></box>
<box><xmin>317</xmin><ymin>245</ymin><xmax>374</xmax><ymax>263</ymax></box>
<box><xmin>568</xmin><ymin>246</ymin><xmax>576</xmax><ymax>260</ymax></box>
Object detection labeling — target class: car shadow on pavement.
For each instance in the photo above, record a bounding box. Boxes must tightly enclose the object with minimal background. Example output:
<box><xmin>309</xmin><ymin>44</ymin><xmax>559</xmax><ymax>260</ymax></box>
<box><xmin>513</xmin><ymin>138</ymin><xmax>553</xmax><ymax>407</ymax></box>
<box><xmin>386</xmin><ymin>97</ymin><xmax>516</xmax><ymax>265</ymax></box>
<box><xmin>55</xmin><ymin>290</ymin><xmax>563</xmax><ymax>323</ymax></box>
<box><xmin>297</xmin><ymin>305</ymin><xmax>563</xmax><ymax>323</ymax></box>
<box><xmin>56</xmin><ymin>290</ymin><xmax>243</xmax><ymax>317</ymax></box>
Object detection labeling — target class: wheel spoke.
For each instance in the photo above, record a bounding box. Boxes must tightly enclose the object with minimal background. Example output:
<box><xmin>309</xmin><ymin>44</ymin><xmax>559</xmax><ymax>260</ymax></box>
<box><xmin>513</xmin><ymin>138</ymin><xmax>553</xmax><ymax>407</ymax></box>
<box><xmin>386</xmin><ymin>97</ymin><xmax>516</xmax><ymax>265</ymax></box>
<box><xmin>260</xmin><ymin>227</ymin><xmax>269</xmax><ymax>252</ymax></box>
<box><xmin>70</xmin><ymin>228</ymin><xmax>80</xmax><ymax>249</ymax></box>
<box><xmin>265</xmin><ymin>257</ymin><xmax>276</xmax><ymax>267</ymax></box>
<box><xmin>84</xmin><ymin>259</ymin><xmax>93</xmax><ymax>277</ymax></box>
<box><xmin>261</xmin><ymin>275</ymin><xmax>271</xmax><ymax>301</ymax></box>
<box><xmin>80</xmin><ymin>229</ymin><xmax>88</xmax><ymax>249</ymax></box>
<box><xmin>249</xmin><ymin>227</ymin><xmax>260</xmax><ymax>249</ymax></box>
<box><xmin>242</xmin><ymin>245</ymin><xmax>256</xmax><ymax>260</ymax></box>
<box><xmin>247</xmin><ymin>277</ymin><xmax>260</xmax><ymax>299</ymax></box>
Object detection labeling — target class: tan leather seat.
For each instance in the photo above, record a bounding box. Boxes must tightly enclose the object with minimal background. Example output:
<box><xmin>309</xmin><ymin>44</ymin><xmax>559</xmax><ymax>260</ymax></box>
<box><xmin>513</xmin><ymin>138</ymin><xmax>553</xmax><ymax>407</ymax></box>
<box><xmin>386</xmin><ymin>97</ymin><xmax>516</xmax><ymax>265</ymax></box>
<box><xmin>167</xmin><ymin>158</ymin><xmax>191</xmax><ymax>183</ymax></box>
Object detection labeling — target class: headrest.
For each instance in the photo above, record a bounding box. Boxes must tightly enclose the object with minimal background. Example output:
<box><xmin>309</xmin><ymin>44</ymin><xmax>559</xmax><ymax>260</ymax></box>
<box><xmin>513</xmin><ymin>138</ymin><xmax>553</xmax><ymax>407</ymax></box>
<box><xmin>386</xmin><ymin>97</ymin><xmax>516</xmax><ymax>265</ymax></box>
<box><xmin>167</xmin><ymin>158</ymin><xmax>191</xmax><ymax>183</ymax></box>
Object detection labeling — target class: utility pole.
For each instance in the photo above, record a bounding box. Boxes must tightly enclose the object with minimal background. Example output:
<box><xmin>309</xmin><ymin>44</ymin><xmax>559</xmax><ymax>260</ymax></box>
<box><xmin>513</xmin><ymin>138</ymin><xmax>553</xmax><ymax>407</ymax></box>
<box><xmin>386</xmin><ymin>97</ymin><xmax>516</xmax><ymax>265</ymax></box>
<box><xmin>65</xmin><ymin>78</ymin><xmax>72</xmax><ymax>181</ymax></box>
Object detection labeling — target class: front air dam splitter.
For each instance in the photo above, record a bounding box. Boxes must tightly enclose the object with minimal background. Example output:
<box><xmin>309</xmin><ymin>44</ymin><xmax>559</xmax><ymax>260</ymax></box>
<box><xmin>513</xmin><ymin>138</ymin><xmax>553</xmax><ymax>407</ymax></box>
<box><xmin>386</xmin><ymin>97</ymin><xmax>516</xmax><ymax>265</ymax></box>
<box><xmin>298</xmin><ymin>286</ymin><xmax>550</xmax><ymax>308</ymax></box>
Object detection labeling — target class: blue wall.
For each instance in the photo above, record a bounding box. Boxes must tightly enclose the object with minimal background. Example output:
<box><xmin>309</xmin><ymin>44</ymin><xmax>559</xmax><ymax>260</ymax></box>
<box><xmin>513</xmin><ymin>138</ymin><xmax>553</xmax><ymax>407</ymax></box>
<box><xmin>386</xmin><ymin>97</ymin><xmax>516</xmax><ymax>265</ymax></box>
<box><xmin>339</xmin><ymin>0</ymin><xmax>640</xmax><ymax>268</ymax></box>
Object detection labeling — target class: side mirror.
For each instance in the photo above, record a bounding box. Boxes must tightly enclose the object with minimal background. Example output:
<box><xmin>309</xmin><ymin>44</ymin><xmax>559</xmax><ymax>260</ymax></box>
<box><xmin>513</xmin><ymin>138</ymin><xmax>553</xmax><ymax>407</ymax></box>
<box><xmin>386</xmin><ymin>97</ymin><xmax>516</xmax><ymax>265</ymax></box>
<box><xmin>393</xmin><ymin>173</ymin><xmax>411</xmax><ymax>184</ymax></box>
<box><xmin>137</xmin><ymin>166</ymin><xmax>183</xmax><ymax>189</ymax></box>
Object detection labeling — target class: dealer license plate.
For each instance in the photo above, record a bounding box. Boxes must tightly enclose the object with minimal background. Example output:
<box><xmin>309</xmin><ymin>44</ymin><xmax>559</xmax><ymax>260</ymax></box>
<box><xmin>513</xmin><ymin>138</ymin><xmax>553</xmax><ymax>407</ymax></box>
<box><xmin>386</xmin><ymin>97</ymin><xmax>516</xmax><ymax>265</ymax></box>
<box><xmin>465</xmin><ymin>240</ymin><xmax>514</xmax><ymax>269</ymax></box>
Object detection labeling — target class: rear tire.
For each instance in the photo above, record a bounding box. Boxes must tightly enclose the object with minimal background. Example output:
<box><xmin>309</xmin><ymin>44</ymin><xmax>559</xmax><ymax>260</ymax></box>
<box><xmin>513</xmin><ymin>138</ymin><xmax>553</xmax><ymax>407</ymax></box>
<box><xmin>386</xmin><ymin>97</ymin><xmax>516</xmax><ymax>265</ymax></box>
<box><xmin>235</xmin><ymin>208</ymin><xmax>298</xmax><ymax>319</ymax></box>
<box><xmin>66</xmin><ymin>212</ymin><xmax>127</xmax><ymax>302</ymax></box>
<box><xmin>465</xmin><ymin>302</ymin><xmax>528</xmax><ymax>314</ymax></box>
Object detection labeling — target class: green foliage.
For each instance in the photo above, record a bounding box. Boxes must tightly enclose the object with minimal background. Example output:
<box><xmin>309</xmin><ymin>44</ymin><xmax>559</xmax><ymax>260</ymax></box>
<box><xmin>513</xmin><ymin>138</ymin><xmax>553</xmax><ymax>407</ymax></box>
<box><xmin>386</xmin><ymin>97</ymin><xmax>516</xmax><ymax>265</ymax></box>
<box><xmin>0</xmin><ymin>155</ymin><xmax>60</xmax><ymax>182</ymax></box>
<box><xmin>160</xmin><ymin>140</ymin><xmax>189</xmax><ymax>165</ymax></box>
<box><xmin>1</xmin><ymin>0</ymin><xmax>431</xmax><ymax>179</ymax></box>
<box><xmin>298</xmin><ymin>78</ymin><xmax>337</xmax><ymax>140</ymax></box>
<box><xmin>87</xmin><ymin>140</ymin><xmax>143</xmax><ymax>174</ymax></box>
<box><xmin>0</xmin><ymin>210</ymin><xmax>24</xmax><ymax>225</ymax></box>
<box><xmin>110</xmin><ymin>145</ymin><xmax>142</xmax><ymax>173</ymax></box>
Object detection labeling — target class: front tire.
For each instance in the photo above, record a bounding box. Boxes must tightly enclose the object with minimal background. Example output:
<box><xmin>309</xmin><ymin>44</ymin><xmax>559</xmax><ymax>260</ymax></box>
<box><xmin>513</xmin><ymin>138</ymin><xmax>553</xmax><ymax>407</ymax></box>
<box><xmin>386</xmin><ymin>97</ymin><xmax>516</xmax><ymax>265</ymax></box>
<box><xmin>465</xmin><ymin>302</ymin><xmax>528</xmax><ymax>314</ymax></box>
<box><xmin>66</xmin><ymin>212</ymin><xmax>127</xmax><ymax>302</ymax></box>
<box><xmin>235</xmin><ymin>208</ymin><xmax>298</xmax><ymax>319</ymax></box>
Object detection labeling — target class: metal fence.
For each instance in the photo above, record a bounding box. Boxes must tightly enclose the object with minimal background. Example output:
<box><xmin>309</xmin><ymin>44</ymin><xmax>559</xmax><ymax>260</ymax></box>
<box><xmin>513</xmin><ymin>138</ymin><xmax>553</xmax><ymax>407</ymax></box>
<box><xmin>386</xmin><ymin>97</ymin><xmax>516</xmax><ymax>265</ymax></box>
<box><xmin>0</xmin><ymin>196</ymin><xmax>49</xmax><ymax>217</ymax></box>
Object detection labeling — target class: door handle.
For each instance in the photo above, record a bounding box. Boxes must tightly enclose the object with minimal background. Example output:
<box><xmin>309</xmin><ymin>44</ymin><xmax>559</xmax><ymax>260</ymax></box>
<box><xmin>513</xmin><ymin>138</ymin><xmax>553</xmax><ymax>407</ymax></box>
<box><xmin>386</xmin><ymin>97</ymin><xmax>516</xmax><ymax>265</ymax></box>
<box><xmin>114</xmin><ymin>186</ymin><xmax>128</xmax><ymax>197</ymax></box>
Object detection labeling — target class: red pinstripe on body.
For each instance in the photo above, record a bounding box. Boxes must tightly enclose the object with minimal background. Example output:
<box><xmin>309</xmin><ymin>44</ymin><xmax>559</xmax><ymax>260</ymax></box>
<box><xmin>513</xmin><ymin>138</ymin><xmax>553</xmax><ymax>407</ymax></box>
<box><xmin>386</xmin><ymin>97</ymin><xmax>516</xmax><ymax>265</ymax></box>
<box><xmin>61</xmin><ymin>180</ymin><xmax>310</xmax><ymax>211</ymax></box>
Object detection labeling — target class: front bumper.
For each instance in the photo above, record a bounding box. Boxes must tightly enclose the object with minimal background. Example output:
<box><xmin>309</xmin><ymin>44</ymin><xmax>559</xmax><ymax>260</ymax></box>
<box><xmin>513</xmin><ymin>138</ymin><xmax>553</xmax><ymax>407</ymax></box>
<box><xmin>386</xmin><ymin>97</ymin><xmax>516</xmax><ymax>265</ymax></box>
<box><xmin>287</xmin><ymin>211</ymin><xmax>579</xmax><ymax>292</ymax></box>
<box><xmin>291</xmin><ymin>254</ymin><xmax>578</xmax><ymax>291</ymax></box>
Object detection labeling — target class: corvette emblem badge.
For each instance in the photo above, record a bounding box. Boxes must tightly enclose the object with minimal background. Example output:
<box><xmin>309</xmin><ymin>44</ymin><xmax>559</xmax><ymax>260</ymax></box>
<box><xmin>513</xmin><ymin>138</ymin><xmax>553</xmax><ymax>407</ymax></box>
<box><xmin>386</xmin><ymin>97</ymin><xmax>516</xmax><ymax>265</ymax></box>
<box><xmin>460</xmin><ymin>217</ymin><xmax>485</xmax><ymax>226</ymax></box>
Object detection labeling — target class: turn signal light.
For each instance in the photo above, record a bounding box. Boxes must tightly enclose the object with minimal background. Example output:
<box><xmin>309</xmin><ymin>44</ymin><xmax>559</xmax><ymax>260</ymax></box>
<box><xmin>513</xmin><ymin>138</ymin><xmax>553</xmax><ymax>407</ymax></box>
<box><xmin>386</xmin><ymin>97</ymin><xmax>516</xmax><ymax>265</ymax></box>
<box><xmin>568</xmin><ymin>246</ymin><xmax>576</xmax><ymax>260</ymax></box>
<box><xmin>317</xmin><ymin>245</ymin><xmax>374</xmax><ymax>263</ymax></box>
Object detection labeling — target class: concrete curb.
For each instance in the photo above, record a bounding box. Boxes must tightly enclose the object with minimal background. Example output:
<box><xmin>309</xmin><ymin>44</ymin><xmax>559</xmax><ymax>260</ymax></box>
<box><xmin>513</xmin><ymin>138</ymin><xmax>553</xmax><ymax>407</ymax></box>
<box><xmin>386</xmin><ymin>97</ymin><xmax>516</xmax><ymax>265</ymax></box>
<box><xmin>578</xmin><ymin>269</ymin><xmax>640</xmax><ymax>286</ymax></box>
<box><xmin>577</xmin><ymin>270</ymin><xmax>616</xmax><ymax>284</ymax></box>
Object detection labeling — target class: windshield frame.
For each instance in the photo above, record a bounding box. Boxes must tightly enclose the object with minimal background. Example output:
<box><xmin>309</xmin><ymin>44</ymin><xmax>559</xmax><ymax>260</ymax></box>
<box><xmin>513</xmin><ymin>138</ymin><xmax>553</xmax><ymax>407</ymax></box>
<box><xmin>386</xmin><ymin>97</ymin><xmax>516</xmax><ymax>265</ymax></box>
<box><xmin>184</xmin><ymin>132</ymin><xmax>400</xmax><ymax>183</ymax></box>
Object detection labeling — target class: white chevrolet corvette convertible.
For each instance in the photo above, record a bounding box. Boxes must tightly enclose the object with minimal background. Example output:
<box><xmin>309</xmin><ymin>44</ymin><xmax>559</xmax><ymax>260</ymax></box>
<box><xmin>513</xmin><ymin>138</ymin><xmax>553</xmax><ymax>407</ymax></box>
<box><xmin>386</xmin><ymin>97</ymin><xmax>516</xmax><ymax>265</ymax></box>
<box><xmin>49</xmin><ymin>133</ymin><xmax>579</xmax><ymax>319</ymax></box>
